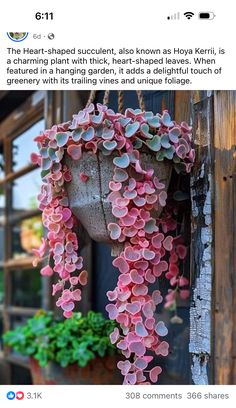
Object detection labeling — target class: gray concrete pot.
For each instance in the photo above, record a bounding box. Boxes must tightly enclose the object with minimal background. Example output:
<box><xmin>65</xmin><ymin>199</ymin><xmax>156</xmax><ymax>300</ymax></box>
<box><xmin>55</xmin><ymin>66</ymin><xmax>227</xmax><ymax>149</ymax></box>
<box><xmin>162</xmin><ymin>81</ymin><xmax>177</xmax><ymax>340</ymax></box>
<box><xmin>65</xmin><ymin>152</ymin><xmax>171</xmax><ymax>252</ymax></box>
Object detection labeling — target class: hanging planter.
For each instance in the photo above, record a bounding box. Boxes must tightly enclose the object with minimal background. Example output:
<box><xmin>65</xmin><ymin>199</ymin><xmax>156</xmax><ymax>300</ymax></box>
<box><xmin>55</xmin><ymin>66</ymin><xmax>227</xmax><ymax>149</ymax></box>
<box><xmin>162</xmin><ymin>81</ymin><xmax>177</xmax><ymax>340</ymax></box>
<box><xmin>31</xmin><ymin>90</ymin><xmax>195</xmax><ymax>385</ymax></box>
<box><xmin>65</xmin><ymin>152</ymin><xmax>171</xmax><ymax>254</ymax></box>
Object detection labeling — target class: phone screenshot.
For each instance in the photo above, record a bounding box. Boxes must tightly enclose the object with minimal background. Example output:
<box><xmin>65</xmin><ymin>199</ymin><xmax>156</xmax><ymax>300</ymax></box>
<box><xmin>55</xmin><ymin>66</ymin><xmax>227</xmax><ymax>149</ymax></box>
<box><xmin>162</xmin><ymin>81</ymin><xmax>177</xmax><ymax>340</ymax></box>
<box><xmin>0</xmin><ymin>1</ymin><xmax>235</xmax><ymax>406</ymax></box>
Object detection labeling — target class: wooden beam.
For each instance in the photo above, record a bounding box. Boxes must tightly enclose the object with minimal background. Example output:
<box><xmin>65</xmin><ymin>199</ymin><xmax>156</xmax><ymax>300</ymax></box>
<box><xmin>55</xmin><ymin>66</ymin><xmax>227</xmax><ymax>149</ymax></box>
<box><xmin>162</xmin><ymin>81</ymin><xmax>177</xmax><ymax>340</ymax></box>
<box><xmin>214</xmin><ymin>91</ymin><xmax>236</xmax><ymax>384</ymax></box>
<box><xmin>175</xmin><ymin>91</ymin><xmax>214</xmax><ymax>385</ymax></box>
<box><xmin>189</xmin><ymin>92</ymin><xmax>214</xmax><ymax>384</ymax></box>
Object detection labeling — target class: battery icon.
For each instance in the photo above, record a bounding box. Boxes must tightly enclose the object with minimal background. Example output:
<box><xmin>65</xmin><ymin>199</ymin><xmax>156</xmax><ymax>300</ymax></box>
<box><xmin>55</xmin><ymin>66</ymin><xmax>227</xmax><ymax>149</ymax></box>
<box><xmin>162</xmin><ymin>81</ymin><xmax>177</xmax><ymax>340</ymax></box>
<box><xmin>199</xmin><ymin>12</ymin><xmax>216</xmax><ymax>20</ymax></box>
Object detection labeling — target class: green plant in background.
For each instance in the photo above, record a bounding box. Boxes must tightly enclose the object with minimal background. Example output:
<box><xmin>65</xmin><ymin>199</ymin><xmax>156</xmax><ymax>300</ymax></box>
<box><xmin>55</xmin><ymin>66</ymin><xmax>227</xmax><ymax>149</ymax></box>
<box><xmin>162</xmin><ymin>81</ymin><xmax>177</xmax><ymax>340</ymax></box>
<box><xmin>3</xmin><ymin>310</ymin><xmax>117</xmax><ymax>368</ymax></box>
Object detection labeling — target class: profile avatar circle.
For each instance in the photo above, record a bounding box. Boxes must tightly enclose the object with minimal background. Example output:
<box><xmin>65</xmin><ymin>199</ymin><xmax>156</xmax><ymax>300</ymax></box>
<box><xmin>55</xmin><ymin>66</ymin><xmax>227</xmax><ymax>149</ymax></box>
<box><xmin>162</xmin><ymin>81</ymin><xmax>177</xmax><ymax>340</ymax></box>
<box><xmin>7</xmin><ymin>32</ymin><xmax>28</xmax><ymax>42</ymax></box>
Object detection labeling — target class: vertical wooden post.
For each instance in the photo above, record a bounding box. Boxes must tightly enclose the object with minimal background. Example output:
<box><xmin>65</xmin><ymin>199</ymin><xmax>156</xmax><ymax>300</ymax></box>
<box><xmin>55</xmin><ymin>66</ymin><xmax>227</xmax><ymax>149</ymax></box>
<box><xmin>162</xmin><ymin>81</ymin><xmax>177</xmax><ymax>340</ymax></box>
<box><xmin>214</xmin><ymin>91</ymin><xmax>236</xmax><ymax>384</ymax></box>
<box><xmin>189</xmin><ymin>92</ymin><xmax>214</xmax><ymax>384</ymax></box>
<box><xmin>176</xmin><ymin>91</ymin><xmax>214</xmax><ymax>384</ymax></box>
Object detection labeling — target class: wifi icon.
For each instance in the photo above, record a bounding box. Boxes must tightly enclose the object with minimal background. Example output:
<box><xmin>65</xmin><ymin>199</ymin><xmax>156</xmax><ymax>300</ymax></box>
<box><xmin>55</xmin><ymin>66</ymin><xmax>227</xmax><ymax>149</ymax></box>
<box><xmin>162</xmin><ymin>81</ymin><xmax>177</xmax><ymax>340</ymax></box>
<box><xmin>184</xmin><ymin>11</ymin><xmax>194</xmax><ymax>20</ymax></box>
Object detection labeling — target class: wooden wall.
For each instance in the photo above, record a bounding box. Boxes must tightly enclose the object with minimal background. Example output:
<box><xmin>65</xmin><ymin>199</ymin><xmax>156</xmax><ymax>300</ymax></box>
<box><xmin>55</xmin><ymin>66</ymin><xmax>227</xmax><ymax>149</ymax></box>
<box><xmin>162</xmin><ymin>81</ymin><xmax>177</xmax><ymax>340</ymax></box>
<box><xmin>176</xmin><ymin>90</ymin><xmax>236</xmax><ymax>385</ymax></box>
<box><xmin>214</xmin><ymin>91</ymin><xmax>236</xmax><ymax>384</ymax></box>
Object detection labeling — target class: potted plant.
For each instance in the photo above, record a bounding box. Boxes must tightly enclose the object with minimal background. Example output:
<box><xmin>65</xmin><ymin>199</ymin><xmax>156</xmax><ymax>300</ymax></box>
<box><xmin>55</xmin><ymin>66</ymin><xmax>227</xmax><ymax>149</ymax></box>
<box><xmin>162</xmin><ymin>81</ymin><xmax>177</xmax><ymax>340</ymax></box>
<box><xmin>20</xmin><ymin>216</ymin><xmax>43</xmax><ymax>254</ymax></box>
<box><xmin>3</xmin><ymin>310</ymin><xmax>121</xmax><ymax>385</ymax></box>
<box><xmin>31</xmin><ymin>93</ymin><xmax>195</xmax><ymax>384</ymax></box>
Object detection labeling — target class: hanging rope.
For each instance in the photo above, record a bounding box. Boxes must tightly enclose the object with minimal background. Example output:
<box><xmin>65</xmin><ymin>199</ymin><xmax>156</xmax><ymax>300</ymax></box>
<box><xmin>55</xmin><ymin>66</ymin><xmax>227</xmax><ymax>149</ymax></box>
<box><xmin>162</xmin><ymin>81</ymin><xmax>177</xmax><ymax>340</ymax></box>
<box><xmin>118</xmin><ymin>91</ymin><xmax>124</xmax><ymax>113</ymax></box>
<box><xmin>86</xmin><ymin>90</ymin><xmax>97</xmax><ymax>107</ymax></box>
<box><xmin>86</xmin><ymin>90</ymin><xmax>145</xmax><ymax>112</ymax></box>
<box><xmin>136</xmin><ymin>90</ymin><xmax>145</xmax><ymax>111</ymax></box>
<box><xmin>103</xmin><ymin>90</ymin><xmax>110</xmax><ymax>105</ymax></box>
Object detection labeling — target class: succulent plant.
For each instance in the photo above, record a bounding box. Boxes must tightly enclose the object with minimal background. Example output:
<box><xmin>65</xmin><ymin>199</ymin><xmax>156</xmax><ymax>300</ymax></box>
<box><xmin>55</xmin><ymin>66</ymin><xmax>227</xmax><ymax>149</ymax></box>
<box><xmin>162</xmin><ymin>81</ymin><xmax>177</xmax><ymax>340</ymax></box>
<box><xmin>31</xmin><ymin>103</ymin><xmax>194</xmax><ymax>384</ymax></box>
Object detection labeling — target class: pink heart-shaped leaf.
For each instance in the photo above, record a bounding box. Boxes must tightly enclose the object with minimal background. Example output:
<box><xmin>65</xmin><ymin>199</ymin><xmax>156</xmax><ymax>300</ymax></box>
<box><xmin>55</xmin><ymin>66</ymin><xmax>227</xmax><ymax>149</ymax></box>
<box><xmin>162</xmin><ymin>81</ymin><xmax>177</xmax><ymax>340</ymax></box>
<box><xmin>159</xmin><ymin>191</ymin><xmax>167</xmax><ymax>207</ymax></box>
<box><xmin>179</xmin><ymin>289</ymin><xmax>190</xmax><ymax>299</ymax></box>
<box><xmin>149</xmin><ymin>366</ymin><xmax>162</xmax><ymax>383</ymax></box>
<box><xmin>134</xmin><ymin>260</ymin><xmax>149</xmax><ymax>271</ymax></box>
<box><xmin>117</xmin><ymin>313</ymin><xmax>129</xmax><ymax>326</ymax></box>
<box><xmin>78</xmin><ymin>270</ymin><xmax>88</xmax><ymax>286</ymax></box>
<box><xmin>123</xmin><ymin>190</ymin><xmax>137</xmax><ymax>199</ymax></box>
<box><xmin>113</xmin><ymin>257</ymin><xmax>129</xmax><ymax>274</ymax></box>
<box><xmin>40</xmin><ymin>265</ymin><xmax>53</xmax><ymax>277</ymax></box>
<box><xmin>113</xmin><ymin>168</ymin><xmax>128</xmax><ymax>182</ymax></box>
<box><xmin>123</xmin><ymin>226</ymin><xmax>138</xmax><ymax>238</ymax></box>
<box><xmin>120</xmin><ymin>214</ymin><xmax>137</xmax><ymax>227</ymax></box>
<box><xmin>124</xmin><ymin>246</ymin><xmax>141</xmax><ymax>262</ymax></box>
<box><xmin>135</xmin><ymin>322</ymin><xmax>148</xmax><ymax>337</ymax></box>
<box><xmin>108</xmin><ymin>223</ymin><xmax>121</xmax><ymax>240</ymax></box>
<box><xmin>132</xmin><ymin>284</ymin><xmax>148</xmax><ymax>297</ymax></box>
<box><xmin>115</xmin><ymin>197</ymin><xmax>130</xmax><ymax>207</ymax></box>
<box><xmin>62</xmin><ymin>208</ymin><xmax>72</xmax><ymax>222</ymax></box>
<box><xmin>179</xmin><ymin>276</ymin><xmax>189</xmax><ymax>287</ymax></box>
<box><xmin>152</xmin><ymin>290</ymin><xmax>163</xmax><ymax>305</ymax></box>
<box><xmin>145</xmin><ymin>318</ymin><xmax>155</xmax><ymax>330</ymax></box>
<box><xmin>109</xmin><ymin>181</ymin><xmax>122</xmax><ymax>192</ymax></box>
<box><xmin>117</xmin><ymin>360</ymin><xmax>131</xmax><ymax>375</ymax></box>
<box><xmin>153</xmin><ymin>261</ymin><xmax>168</xmax><ymax>277</ymax></box>
<box><xmin>67</xmin><ymin>144</ymin><xmax>82</xmax><ymax>160</ymax></box>
<box><xmin>119</xmin><ymin>274</ymin><xmax>132</xmax><ymax>286</ymax></box>
<box><xmin>176</xmin><ymin>144</ymin><xmax>187</xmax><ymax>159</ymax></box>
<box><xmin>176</xmin><ymin>244</ymin><xmax>187</xmax><ymax>259</ymax></box>
<box><xmin>144</xmin><ymin>183</ymin><xmax>155</xmax><ymax>194</ymax></box>
<box><xmin>136</xmin><ymin>370</ymin><xmax>147</xmax><ymax>383</ymax></box>
<box><xmin>107</xmin><ymin>289</ymin><xmax>118</xmax><ymax>301</ymax></box>
<box><xmin>133</xmin><ymin>196</ymin><xmax>146</xmax><ymax>207</ymax></box>
<box><xmin>128</xmin><ymin>178</ymin><xmax>136</xmax><ymax>191</ymax></box>
<box><xmin>142</xmin><ymin>301</ymin><xmax>155</xmax><ymax>318</ymax></box>
<box><xmin>142</xmin><ymin>248</ymin><xmax>155</xmax><ymax>260</ymax></box>
<box><xmin>105</xmin><ymin>304</ymin><xmax>119</xmax><ymax>320</ymax></box>
<box><xmin>152</xmin><ymin>233</ymin><xmax>164</xmax><ymax>249</ymax></box>
<box><xmin>134</xmin><ymin>358</ymin><xmax>148</xmax><ymax>370</ymax></box>
<box><xmin>126</xmin><ymin>301</ymin><xmax>141</xmax><ymax>315</ymax></box>
<box><xmin>117</xmin><ymin>290</ymin><xmax>131</xmax><ymax>302</ymax></box>
<box><xmin>150</xmin><ymin>253</ymin><xmax>161</xmax><ymax>265</ymax></box>
<box><xmin>71</xmin><ymin>289</ymin><xmax>82</xmax><ymax>301</ymax></box>
<box><xmin>125</xmin><ymin>373</ymin><xmax>137</xmax><ymax>385</ymax></box>
<box><xmin>134</xmin><ymin>219</ymin><xmax>145</xmax><ymax>230</ymax></box>
<box><xmin>145</xmin><ymin>269</ymin><xmax>155</xmax><ymax>283</ymax></box>
<box><xmin>61</xmin><ymin>301</ymin><xmax>75</xmax><ymax>312</ymax></box>
<box><xmin>155</xmin><ymin>321</ymin><xmax>168</xmax><ymax>336</ymax></box>
<box><xmin>130</xmin><ymin>269</ymin><xmax>144</xmax><ymax>284</ymax></box>
<box><xmin>131</xmin><ymin>316</ymin><xmax>142</xmax><ymax>325</ymax></box>
<box><xmin>129</xmin><ymin>341</ymin><xmax>146</xmax><ymax>357</ymax></box>
<box><xmin>163</xmin><ymin>236</ymin><xmax>173</xmax><ymax>251</ymax></box>
<box><xmin>155</xmin><ymin>341</ymin><xmax>169</xmax><ymax>356</ymax></box>
<box><xmin>143</xmin><ymin>335</ymin><xmax>155</xmax><ymax>348</ymax></box>
<box><xmin>108</xmin><ymin>191</ymin><xmax>121</xmax><ymax>203</ymax></box>
<box><xmin>153</xmin><ymin>176</ymin><xmax>165</xmax><ymax>190</ymax></box>
<box><xmin>117</xmin><ymin>340</ymin><xmax>128</xmax><ymax>350</ymax></box>
<box><xmin>112</xmin><ymin>206</ymin><xmax>128</xmax><ymax>218</ymax></box>
<box><xmin>110</xmin><ymin>328</ymin><xmax>120</xmax><ymax>344</ymax></box>
<box><xmin>146</xmin><ymin>194</ymin><xmax>158</xmax><ymax>205</ymax></box>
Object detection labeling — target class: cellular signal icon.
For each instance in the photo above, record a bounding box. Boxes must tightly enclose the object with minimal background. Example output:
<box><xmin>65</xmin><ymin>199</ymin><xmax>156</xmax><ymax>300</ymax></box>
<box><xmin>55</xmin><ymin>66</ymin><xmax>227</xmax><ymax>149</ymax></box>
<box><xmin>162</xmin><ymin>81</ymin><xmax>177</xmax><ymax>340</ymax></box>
<box><xmin>167</xmin><ymin>12</ymin><xmax>180</xmax><ymax>20</ymax></box>
<box><xmin>184</xmin><ymin>12</ymin><xmax>194</xmax><ymax>20</ymax></box>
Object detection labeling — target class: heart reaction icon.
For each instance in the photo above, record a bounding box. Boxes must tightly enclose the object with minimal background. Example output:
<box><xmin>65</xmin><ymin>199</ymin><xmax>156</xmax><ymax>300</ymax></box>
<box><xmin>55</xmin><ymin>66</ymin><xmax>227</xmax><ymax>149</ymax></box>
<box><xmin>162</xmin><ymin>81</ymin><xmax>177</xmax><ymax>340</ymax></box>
<box><xmin>16</xmin><ymin>391</ymin><xmax>24</xmax><ymax>400</ymax></box>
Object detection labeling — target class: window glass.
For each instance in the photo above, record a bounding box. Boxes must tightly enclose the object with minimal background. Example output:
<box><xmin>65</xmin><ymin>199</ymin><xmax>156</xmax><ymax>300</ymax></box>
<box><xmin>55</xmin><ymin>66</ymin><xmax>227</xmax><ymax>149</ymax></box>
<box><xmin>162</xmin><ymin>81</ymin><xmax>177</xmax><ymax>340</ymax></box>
<box><xmin>12</xmin><ymin>169</ymin><xmax>41</xmax><ymax>211</ymax></box>
<box><xmin>0</xmin><ymin>147</ymin><xmax>4</xmax><ymax>179</ymax></box>
<box><xmin>0</xmin><ymin>268</ymin><xmax>3</xmax><ymax>304</ymax></box>
<box><xmin>12</xmin><ymin>119</ymin><xmax>44</xmax><ymax>172</ymax></box>
<box><xmin>11</xmin><ymin>268</ymin><xmax>41</xmax><ymax>308</ymax></box>
<box><xmin>12</xmin><ymin>216</ymin><xmax>43</xmax><ymax>258</ymax></box>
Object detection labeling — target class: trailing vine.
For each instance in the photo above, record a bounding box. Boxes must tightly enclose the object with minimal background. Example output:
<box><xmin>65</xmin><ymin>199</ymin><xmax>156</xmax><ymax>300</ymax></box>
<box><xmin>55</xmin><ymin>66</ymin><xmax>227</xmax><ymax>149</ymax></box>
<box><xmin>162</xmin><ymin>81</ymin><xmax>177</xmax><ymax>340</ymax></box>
<box><xmin>32</xmin><ymin>103</ymin><xmax>195</xmax><ymax>384</ymax></box>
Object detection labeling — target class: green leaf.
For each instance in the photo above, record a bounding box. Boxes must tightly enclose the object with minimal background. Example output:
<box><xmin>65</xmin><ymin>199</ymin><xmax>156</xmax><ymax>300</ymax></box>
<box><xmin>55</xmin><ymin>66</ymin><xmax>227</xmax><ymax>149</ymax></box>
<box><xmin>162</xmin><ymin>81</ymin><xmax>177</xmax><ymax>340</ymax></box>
<box><xmin>146</xmin><ymin>135</ymin><xmax>161</xmax><ymax>152</ymax></box>
<box><xmin>173</xmin><ymin>190</ymin><xmax>190</xmax><ymax>201</ymax></box>
<box><xmin>42</xmin><ymin>157</ymin><xmax>52</xmax><ymax>171</ymax></box>
<box><xmin>55</xmin><ymin>132</ymin><xmax>69</xmax><ymax>147</ymax></box>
